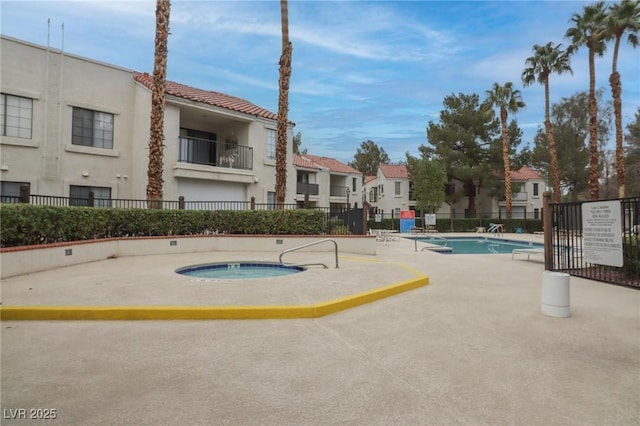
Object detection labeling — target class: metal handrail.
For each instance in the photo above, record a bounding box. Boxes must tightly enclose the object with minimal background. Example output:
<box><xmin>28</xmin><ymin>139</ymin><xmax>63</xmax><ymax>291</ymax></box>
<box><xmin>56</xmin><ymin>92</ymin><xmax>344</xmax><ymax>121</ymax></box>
<box><xmin>279</xmin><ymin>238</ymin><xmax>339</xmax><ymax>269</ymax></box>
<box><xmin>414</xmin><ymin>235</ymin><xmax>448</xmax><ymax>252</ymax></box>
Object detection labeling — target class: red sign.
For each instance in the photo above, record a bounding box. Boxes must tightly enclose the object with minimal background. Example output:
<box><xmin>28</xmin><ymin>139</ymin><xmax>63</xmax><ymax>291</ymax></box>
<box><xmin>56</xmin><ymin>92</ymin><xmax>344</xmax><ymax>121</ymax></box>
<box><xmin>400</xmin><ymin>210</ymin><xmax>415</xmax><ymax>219</ymax></box>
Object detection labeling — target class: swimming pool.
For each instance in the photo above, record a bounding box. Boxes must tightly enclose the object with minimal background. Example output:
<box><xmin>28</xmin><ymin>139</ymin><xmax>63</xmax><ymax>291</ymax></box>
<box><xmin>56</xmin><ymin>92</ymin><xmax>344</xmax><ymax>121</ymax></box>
<box><xmin>176</xmin><ymin>262</ymin><xmax>306</xmax><ymax>279</ymax></box>
<box><xmin>413</xmin><ymin>236</ymin><xmax>543</xmax><ymax>255</ymax></box>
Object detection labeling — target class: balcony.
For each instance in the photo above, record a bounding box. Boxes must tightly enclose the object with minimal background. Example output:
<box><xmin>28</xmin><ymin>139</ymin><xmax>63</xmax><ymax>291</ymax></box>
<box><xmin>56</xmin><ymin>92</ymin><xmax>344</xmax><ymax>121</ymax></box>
<box><xmin>296</xmin><ymin>182</ymin><xmax>319</xmax><ymax>196</ymax></box>
<box><xmin>179</xmin><ymin>137</ymin><xmax>253</xmax><ymax>170</ymax></box>
<box><xmin>499</xmin><ymin>192</ymin><xmax>528</xmax><ymax>204</ymax></box>
<box><xmin>330</xmin><ymin>185</ymin><xmax>349</xmax><ymax>197</ymax></box>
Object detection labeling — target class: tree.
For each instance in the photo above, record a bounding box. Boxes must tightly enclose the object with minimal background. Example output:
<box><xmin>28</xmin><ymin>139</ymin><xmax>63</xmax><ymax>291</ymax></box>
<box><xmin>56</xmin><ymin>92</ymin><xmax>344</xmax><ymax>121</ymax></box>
<box><xmin>424</xmin><ymin>92</ymin><xmax>500</xmax><ymax>217</ymax></box>
<box><xmin>625</xmin><ymin>108</ymin><xmax>640</xmax><ymax>196</ymax></box>
<box><xmin>276</xmin><ymin>0</ymin><xmax>292</xmax><ymax>207</ymax></box>
<box><xmin>566</xmin><ymin>1</ymin><xmax>608</xmax><ymax>200</ymax></box>
<box><xmin>405</xmin><ymin>153</ymin><xmax>447</xmax><ymax>214</ymax></box>
<box><xmin>605</xmin><ymin>0</ymin><xmax>640</xmax><ymax>197</ymax></box>
<box><xmin>484</xmin><ymin>82</ymin><xmax>526</xmax><ymax>218</ymax></box>
<box><xmin>522</xmin><ymin>42</ymin><xmax>572</xmax><ymax>203</ymax></box>
<box><xmin>146</xmin><ymin>0</ymin><xmax>170</xmax><ymax>208</ymax></box>
<box><xmin>524</xmin><ymin>91</ymin><xmax>610</xmax><ymax>201</ymax></box>
<box><xmin>292</xmin><ymin>131</ymin><xmax>305</xmax><ymax>154</ymax></box>
<box><xmin>349</xmin><ymin>140</ymin><xmax>390</xmax><ymax>176</ymax></box>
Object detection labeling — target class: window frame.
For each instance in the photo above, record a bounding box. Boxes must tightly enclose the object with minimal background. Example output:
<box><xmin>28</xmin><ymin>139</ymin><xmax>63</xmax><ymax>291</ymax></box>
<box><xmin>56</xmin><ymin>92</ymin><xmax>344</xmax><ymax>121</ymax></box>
<box><xmin>1</xmin><ymin>93</ymin><xmax>33</xmax><ymax>139</ymax></box>
<box><xmin>266</xmin><ymin>128</ymin><xmax>276</xmax><ymax>160</ymax></box>
<box><xmin>71</xmin><ymin>107</ymin><xmax>114</xmax><ymax>149</ymax></box>
<box><xmin>69</xmin><ymin>185</ymin><xmax>112</xmax><ymax>207</ymax></box>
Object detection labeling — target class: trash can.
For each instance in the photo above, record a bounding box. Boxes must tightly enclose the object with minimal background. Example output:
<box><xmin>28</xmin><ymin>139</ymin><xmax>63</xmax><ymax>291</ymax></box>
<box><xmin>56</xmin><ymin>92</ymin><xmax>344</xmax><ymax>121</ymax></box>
<box><xmin>541</xmin><ymin>271</ymin><xmax>570</xmax><ymax>318</ymax></box>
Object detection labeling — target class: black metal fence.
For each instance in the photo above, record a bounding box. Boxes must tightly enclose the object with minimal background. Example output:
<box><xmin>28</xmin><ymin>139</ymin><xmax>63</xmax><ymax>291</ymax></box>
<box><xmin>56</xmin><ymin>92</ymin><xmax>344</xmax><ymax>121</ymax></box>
<box><xmin>1</xmin><ymin>192</ymin><xmax>365</xmax><ymax>235</ymax></box>
<box><xmin>547</xmin><ymin>195</ymin><xmax>639</xmax><ymax>289</ymax></box>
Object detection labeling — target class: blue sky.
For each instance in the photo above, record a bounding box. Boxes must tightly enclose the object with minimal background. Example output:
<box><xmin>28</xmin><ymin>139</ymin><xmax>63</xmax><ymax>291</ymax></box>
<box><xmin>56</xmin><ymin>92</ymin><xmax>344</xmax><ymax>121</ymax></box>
<box><xmin>2</xmin><ymin>0</ymin><xmax>639</xmax><ymax>164</ymax></box>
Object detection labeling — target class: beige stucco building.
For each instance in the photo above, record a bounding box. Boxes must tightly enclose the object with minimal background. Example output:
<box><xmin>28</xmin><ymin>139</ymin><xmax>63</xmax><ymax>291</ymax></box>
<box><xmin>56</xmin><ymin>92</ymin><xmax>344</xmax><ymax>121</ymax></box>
<box><xmin>293</xmin><ymin>153</ymin><xmax>363</xmax><ymax>210</ymax></box>
<box><xmin>0</xmin><ymin>36</ymin><xmax>296</xmax><ymax>205</ymax></box>
<box><xmin>364</xmin><ymin>163</ymin><xmax>545</xmax><ymax>219</ymax></box>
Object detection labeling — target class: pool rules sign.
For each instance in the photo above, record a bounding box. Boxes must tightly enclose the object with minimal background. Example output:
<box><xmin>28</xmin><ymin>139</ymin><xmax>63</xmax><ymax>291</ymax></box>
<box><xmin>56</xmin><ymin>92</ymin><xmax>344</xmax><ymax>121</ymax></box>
<box><xmin>581</xmin><ymin>200</ymin><xmax>623</xmax><ymax>267</ymax></box>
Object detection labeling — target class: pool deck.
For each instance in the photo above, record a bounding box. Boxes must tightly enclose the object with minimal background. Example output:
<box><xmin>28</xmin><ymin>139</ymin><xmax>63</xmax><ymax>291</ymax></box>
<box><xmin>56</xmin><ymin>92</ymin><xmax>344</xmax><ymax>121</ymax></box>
<box><xmin>1</xmin><ymin>233</ymin><xmax>639</xmax><ymax>425</ymax></box>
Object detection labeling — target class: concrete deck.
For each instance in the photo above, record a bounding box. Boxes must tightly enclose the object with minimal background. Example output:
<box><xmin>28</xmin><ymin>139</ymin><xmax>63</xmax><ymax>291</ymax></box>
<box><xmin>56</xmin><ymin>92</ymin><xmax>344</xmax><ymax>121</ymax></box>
<box><xmin>1</xmin><ymin>234</ymin><xmax>638</xmax><ymax>424</ymax></box>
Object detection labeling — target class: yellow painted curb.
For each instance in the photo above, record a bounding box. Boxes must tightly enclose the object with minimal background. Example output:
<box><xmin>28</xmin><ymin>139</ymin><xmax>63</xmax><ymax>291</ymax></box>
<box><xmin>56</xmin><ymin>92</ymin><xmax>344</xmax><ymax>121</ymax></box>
<box><xmin>0</xmin><ymin>271</ymin><xmax>429</xmax><ymax>321</ymax></box>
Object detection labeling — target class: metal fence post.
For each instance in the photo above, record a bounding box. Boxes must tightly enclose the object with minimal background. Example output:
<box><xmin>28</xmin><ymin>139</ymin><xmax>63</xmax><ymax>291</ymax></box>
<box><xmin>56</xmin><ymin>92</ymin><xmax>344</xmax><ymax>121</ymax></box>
<box><xmin>19</xmin><ymin>184</ymin><xmax>30</xmax><ymax>203</ymax></box>
<box><xmin>250</xmin><ymin>196</ymin><xmax>255</xmax><ymax>210</ymax></box>
<box><xmin>543</xmin><ymin>191</ymin><xmax>553</xmax><ymax>271</ymax></box>
<box><xmin>178</xmin><ymin>196</ymin><xmax>185</xmax><ymax>210</ymax></box>
<box><xmin>88</xmin><ymin>191</ymin><xmax>95</xmax><ymax>208</ymax></box>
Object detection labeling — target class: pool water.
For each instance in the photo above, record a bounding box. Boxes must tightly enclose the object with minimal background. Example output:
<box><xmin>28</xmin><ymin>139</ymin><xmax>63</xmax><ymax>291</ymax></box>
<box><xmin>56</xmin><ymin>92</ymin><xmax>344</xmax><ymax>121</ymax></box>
<box><xmin>415</xmin><ymin>237</ymin><xmax>543</xmax><ymax>254</ymax></box>
<box><xmin>176</xmin><ymin>262</ymin><xmax>305</xmax><ymax>279</ymax></box>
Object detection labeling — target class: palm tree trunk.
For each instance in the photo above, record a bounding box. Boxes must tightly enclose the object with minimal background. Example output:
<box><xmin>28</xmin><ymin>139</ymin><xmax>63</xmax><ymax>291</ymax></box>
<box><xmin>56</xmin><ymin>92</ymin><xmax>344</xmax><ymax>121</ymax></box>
<box><xmin>147</xmin><ymin>0</ymin><xmax>170</xmax><ymax>209</ymax></box>
<box><xmin>544</xmin><ymin>78</ymin><xmax>561</xmax><ymax>203</ymax></box>
<box><xmin>610</xmin><ymin>71</ymin><xmax>624</xmax><ymax>198</ymax></box>
<box><xmin>276</xmin><ymin>0</ymin><xmax>292</xmax><ymax>208</ymax></box>
<box><xmin>501</xmin><ymin>107</ymin><xmax>512</xmax><ymax>218</ymax></box>
<box><xmin>588</xmin><ymin>48</ymin><xmax>599</xmax><ymax>200</ymax></box>
<box><xmin>610</xmin><ymin>33</ymin><xmax>625</xmax><ymax>198</ymax></box>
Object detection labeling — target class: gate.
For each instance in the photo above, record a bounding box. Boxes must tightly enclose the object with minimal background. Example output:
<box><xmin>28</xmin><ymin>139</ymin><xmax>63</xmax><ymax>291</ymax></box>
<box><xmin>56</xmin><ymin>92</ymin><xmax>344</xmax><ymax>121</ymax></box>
<box><xmin>545</xmin><ymin>194</ymin><xmax>639</xmax><ymax>289</ymax></box>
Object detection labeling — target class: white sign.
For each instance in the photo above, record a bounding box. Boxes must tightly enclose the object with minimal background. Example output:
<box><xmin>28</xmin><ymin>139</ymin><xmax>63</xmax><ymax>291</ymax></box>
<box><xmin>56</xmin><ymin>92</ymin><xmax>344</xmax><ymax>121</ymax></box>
<box><xmin>424</xmin><ymin>214</ymin><xmax>436</xmax><ymax>226</ymax></box>
<box><xmin>581</xmin><ymin>201</ymin><xmax>623</xmax><ymax>267</ymax></box>
<box><xmin>375</xmin><ymin>213</ymin><xmax>382</xmax><ymax>223</ymax></box>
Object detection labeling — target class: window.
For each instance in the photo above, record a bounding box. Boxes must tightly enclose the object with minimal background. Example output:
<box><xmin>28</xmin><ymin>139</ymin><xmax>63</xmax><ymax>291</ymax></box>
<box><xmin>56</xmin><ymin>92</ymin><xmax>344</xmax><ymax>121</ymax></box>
<box><xmin>267</xmin><ymin>191</ymin><xmax>276</xmax><ymax>210</ymax></box>
<box><xmin>533</xmin><ymin>183</ymin><xmax>539</xmax><ymax>197</ymax></box>
<box><xmin>72</xmin><ymin>107</ymin><xmax>114</xmax><ymax>149</ymax></box>
<box><xmin>534</xmin><ymin>208</ymin><xmax>540</xmax><ymax>220</ymax></box>
<box><xmin>1</xmin><ymin>181</ymin><xmax>30</xmax><ymax>203</ymax></box>
<box><xmin>379</xmin><ymin>184</ymin><xmax>384</xmax><ymax>195</ymax></box>
<box><xmin>395</xmin><ymin>182</ymin><xmax>401</xmax><ymax>196</ymax></box>
<box><xmin>1</xmin><ymin>93</ymin><xmax>33</xmax><ymax>139</ymax></box>
<box><xmin>69</xmin><ymin>185</ymin><xmax>111</xmax><ymax>207</ymax></box>
<box><xmin>266</xmin><ymin>128</ymin><xmax>276</xmax><ymax>160</ymax></box>
<box><xmin>352</xmin><ymin>177</ymin><xmax>357</xmax><ymax>192</ymax></box>
<box><xmin>369</xmin><ymin>187</ymin><xmax>377</xmax><ymax>202</ymax></box>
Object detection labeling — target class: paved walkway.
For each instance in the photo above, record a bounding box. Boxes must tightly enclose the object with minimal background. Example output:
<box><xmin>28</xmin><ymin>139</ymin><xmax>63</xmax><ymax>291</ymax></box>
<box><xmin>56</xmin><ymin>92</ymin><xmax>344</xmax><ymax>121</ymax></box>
<box><xmin>1</xmin><ymin>234</ymin><xmax>638</xmax><ymax>425</ymax></box>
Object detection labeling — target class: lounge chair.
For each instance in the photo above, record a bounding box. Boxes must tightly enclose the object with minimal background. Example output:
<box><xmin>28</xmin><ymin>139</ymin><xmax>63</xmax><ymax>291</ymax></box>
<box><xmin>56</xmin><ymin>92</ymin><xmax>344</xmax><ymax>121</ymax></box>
<box><xmin>487</xmin><ymin>223</ymin><xmax>504</xmax><ymax>235</ymax></box>
<box><xmin>511</xmin><ymin>248</ymin><xmax>544</xmax><ymax>260</ymax></box>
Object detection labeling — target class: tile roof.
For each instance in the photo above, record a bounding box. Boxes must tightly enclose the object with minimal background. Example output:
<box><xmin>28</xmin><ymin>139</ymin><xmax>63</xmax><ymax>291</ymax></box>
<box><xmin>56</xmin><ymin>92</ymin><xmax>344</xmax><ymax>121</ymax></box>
<box><xmin>364</xmin><ymin>175</ymin><xmax>377</xmax><ymax>184</ymax></box>
<box><xmin>510</xmin><ymin>166</ymin><xmax>543</xmax><ymax>181</ymax></box>
<box><xmin>133</xmin><ymin>72</ymin><xmax>277</xmax><ymax>121</ymax></box>
<box><xmin>299</xmin><ymin>154</ymin><xmax>362</xmax><ymax>175</ymax></box>
<box><xmin>292</xmin><ymin>154</ymin><xmax>320</xmax><ymax>169</ymax></box>
<box><xmin>379</xmin><ymin>163</ymin><xmax>409</xmax><ymax>179</ymax></box>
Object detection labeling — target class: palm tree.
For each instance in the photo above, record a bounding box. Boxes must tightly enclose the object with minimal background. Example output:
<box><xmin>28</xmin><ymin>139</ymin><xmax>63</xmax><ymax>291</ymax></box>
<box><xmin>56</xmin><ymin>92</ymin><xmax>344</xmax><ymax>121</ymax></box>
<box><xmin>566</xmin><ymin>2</ymin><xmax>608</xmax><ymax>201</ymax></box>
<box><xmin>485</xmin><ymin>82</ymin><xmax>525</xmax><ymax>218</ymax></box>
<box><xmin>522</xmin><ymin>42</ymin><xmax>572</xmax><ymax>203</ymax></box>
<box><xmin>605</xmin><ymin>0</ymin><xmax>640</xmax><ymax>198</ymax></box>
<box><xmin>276</xmin><ymin>0</ymin><xmax>292</xmax><ymax>208</ymax></box>
<box><xmin>146</xmin><ymin>0</ymin><xmax>171</xmax><ymax>208</ymax></box>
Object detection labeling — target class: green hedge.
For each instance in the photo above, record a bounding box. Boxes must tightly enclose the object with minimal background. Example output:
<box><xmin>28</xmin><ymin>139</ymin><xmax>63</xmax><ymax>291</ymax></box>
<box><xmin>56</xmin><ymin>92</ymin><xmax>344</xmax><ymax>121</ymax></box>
<box><xmin>0</xmin><ymin>204</ymin><xmax>326</xmax><ymax>248</ymax></box>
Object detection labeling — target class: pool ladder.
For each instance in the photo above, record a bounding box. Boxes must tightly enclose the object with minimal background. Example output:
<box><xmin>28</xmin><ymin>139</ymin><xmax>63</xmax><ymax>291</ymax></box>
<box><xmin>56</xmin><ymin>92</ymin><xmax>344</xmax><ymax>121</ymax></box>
<box><xmin>279</xmin><ymin>238</ymin><xmax>339</xmax><ymax>269</ymax></box>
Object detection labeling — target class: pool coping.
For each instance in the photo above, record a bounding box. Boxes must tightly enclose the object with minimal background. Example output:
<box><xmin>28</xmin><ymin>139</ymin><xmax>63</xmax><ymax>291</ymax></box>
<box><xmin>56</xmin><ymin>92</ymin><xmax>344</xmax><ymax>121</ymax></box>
<box><xmin>0</xmin><ymin>265</ymin><xmax>429</xmax><ymax>320</ymax></box>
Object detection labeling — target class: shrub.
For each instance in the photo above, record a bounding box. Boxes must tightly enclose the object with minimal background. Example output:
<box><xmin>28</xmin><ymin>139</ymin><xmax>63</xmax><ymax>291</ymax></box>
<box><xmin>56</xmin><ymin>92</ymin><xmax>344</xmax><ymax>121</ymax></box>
<box><xmin>0</xmin><ymin>204</ymin><xmax>326</xmax><ymax>247</ymax></box>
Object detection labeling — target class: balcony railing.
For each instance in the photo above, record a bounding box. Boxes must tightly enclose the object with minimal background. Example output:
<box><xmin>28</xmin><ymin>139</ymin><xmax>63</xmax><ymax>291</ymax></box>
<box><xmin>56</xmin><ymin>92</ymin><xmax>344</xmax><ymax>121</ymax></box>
<box><xmin>296</xmin><ymin>182</ymin><xmax>319</xmax><ymax>196</ymax></box>
<box><xmin>179</xmin><ymin>137</ymin><xmax>253</xmax><ymax>170</ymax></box>
<box><xmin>330</xmin><ymin>185</ymin><xmax>348</xmax><ymax>197</ymax></box>
<box><xmin>499</xmin><ymin>192</ymin><xmax>528</xmax><ymax>202</ymax></box>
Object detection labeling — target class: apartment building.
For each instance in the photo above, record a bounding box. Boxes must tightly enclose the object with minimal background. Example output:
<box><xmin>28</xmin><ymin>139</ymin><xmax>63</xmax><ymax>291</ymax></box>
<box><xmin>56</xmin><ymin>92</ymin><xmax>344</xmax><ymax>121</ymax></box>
<box><xmin>364</xmin><ymin>163</ymin><xmax>545</xmax><ymax>219</ymax></box>
<box><xmin>0</xmin><ymin>36</ymin><xmax>296</xmax><ymax>205</ymax></box>
<box><xmin>293</xmin><ymin>153</ymin><xmax>363</xmax><ymax>210</ymax></box>
<box><xmin>364</xmin><ymin>163</ymin><xmax>415</xmax><ymax>217</ymax></box>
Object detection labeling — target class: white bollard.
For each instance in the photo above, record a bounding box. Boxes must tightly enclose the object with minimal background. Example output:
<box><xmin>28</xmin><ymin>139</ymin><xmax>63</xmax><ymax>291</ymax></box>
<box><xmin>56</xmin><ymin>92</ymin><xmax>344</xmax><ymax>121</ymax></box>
<box><xmin>541</xmin><ymin>271</ymin><xmax>570</xmax><ymax>318</ymax></box>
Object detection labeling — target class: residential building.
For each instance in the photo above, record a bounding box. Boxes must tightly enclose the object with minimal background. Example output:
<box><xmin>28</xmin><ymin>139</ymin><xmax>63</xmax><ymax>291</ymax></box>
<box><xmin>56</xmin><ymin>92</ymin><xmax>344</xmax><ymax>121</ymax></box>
<box><xmin>0</xmin><ymin>36</ymin><xmax>296</xmax><ymax>205</ymax></box>
<box><xmin>364</xmin><ymin>163</ymin><xmax>545</xmax><ymax>219</ymax></box>
<box><xmin>364</xmin><ymin>163</ymin><xmax>415</xmax><ymax>218</ymax></box>
<box><xmin>292</xmin><ymin>153</ymin><xmax>362</xmax><ymax>210</ymax></box>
